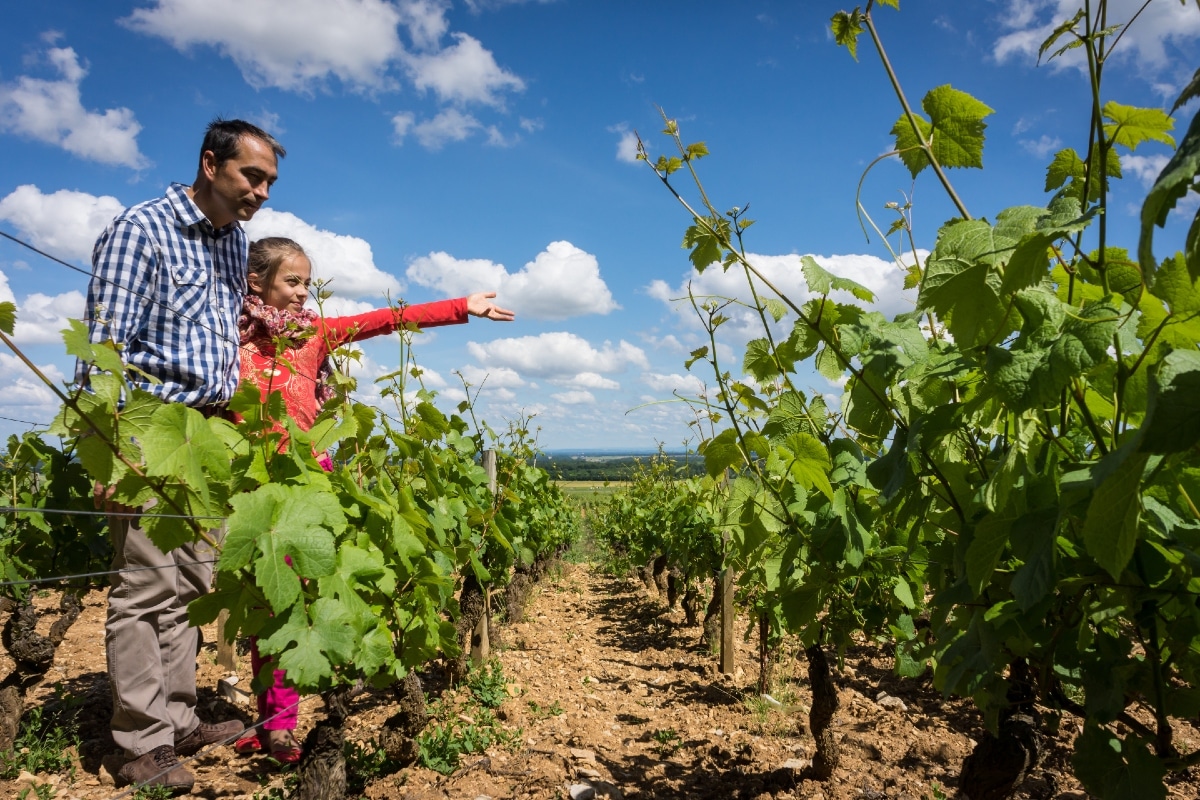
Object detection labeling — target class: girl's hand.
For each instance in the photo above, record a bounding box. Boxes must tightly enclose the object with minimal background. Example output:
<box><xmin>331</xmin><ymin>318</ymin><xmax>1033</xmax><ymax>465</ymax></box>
<box><xmin>466</xmin><ymin>292</ymin><xmax>515</xmax><ymax>321</ymax></box>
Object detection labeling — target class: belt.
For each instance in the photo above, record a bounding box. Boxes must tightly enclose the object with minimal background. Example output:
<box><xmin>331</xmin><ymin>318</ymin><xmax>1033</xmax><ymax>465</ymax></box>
<box><xmin>197</xmin><ymin>404</ymin><xmax>234</xmax><ymax>422</ymax></box>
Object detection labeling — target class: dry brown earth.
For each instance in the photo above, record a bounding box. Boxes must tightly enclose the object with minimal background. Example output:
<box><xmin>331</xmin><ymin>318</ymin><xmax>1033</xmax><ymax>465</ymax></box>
<box><xmin>2</xmin><ymin>563</ymin><xmax>1197</xmax><ymax>799</ymax></box>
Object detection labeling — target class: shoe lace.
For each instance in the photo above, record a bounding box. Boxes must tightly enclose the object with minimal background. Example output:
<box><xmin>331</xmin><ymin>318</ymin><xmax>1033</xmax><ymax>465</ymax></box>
<box><xmin>150</xmin><ymin>745</ymin><xmax>179</xmax><ymax>770</ymax></box>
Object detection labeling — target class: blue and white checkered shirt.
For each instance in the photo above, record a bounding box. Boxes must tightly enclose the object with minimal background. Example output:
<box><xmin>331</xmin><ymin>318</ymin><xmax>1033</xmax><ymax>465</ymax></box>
<box><xmin>78</xmin><ymin>183</ymin><xmax>248</xmax><ymax>407</ymax></box>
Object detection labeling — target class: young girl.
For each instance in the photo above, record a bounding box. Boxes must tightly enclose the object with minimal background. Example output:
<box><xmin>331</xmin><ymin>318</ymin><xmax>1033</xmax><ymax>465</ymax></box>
<box><xmin>232</xmin><ymin>236</ymin><xmax>513</xmax><ymax>763</ymax></box>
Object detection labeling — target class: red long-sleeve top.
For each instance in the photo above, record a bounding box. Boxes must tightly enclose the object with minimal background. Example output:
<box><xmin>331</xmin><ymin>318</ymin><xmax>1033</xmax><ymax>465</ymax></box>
<box><xmin>238</xmin><ymin>299</ymin><xmax>468</xmax><ymax>432</ymax></box>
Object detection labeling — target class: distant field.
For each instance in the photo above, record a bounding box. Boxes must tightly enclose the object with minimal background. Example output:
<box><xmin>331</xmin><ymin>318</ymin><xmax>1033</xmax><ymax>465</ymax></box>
<box><xmin>556</xmin><ymin>481</ymin><xmax>628</xmax><ymax>502</ymax></box>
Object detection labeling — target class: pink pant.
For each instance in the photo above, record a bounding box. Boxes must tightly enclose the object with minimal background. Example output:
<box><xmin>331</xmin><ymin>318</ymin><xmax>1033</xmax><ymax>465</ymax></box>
<box><xmin>250</xmin><ymin>637</ymin><xmax>299</xmax><ymax>730</ymax></box>
<box><xmin>249</xmin><ymin>456</ymin><xmax>330</xmax><ymax>730</ymax></box>
<box><xmin>252</xmin><ymin>550</ymin><xmax>300</xmax><ymax>730</ymax></box>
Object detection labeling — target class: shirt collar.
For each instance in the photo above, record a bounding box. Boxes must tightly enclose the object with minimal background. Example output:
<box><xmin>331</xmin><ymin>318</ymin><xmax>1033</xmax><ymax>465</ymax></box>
<box><xmin>166</xmin><ymin>182</ymin><xmax>241</xmax><ymax>238</ymax></box>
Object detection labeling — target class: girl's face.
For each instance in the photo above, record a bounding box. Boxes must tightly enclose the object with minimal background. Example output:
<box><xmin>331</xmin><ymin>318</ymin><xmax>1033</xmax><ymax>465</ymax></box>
<box><xmin>251</xmin><ymin>252</ymin><xmax>311</xmax><ymax>312</ymax></box>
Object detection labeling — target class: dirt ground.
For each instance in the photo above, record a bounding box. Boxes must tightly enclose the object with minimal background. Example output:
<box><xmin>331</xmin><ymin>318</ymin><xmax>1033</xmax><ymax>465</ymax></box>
<box><xmin>2</xmin><ymin>562</ymin><xmax>1198</xmax><ymax>800</ymax></box>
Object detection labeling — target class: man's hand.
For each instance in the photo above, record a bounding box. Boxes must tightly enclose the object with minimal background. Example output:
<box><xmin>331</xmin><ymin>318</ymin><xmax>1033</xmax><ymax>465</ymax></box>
<box><xmin>93</xmin><ymin>481</ymin><xmax>135</xmax><ymax>515</ymax></box>
<box><xmin>466</xmin><ymin>292</ymin><xmax>515</xmax><ymax>322</ymax></box>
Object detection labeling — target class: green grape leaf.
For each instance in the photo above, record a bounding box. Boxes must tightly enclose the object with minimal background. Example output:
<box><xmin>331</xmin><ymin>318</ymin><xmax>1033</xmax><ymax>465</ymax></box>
<box><xmin>781</xmin><ymin>432</ymin><xmax>834</xmax><ymax>501</ymax></box>
<box><xmin>918</xmin><ymin>219</ymin><xmax>1016</xmax><ymax>349</ymax></box>
<box><xmin>262</xmin><ymin>599</ymin><xmax>358</xmax><ymax>689</ymax></box>
<box><xmin>743</xmin><ymin>338</ymin><xmax>779</xmax><ymax>382</ymax></box>
<box><xmin>1140</xmin><ymin>109</ymin><xmax>1200</xmax><ymax>283</ymax></box>
<box><xmin>830</xmin><ymin>10</ymin><xmax>865</xmax><ymax>60</ymax></box>
<box><xmin>801</xmin><ymin>256</ymin><xmax>874</xmax><ymax>302</ymax></box>
<box><xmin>683</xmin><ymin>215</ymin><xmax>730</xmax><ymax>273</ymax></box>
<box><xmin>892</xmin><ymin>112</ymin><xmax>934</xmax><ymax>178</ymax></box>
<box><xmin>1073</xmin><ymin>725</ymin><xmax>1166</xmax><ymax>800</ymax></box>
<box><xmin>1038</xmin><ymin>8</ymin><xmax>1085</xmax><ymax>62</ymax></box>
<box><xmin>701</xmin><ymin>428</ymin><xmax>743</xmax><ymax>479</ymax></box>
<box><xmin>892</xmin><ymin>86</ymin><xmax>994</xmax><ymax>177</ymax></box>
<box><xmin>1103</xmin><ymin>102</ymin><xmax>1175</xmax><ymax>151</ymax></box>
<box><xmin>1172</xmin><ymin>66</ymin><xmax>1200</xmax><ymax>114</ymax></box>
<box><xmin>987</xmin><ymin>294</ymin><xmax>1119</xmax><ymax>411</ymax></box>
<box><xmin>1082</xmin><ymin>452</ymin><xmax>1147</xmax><ymax>581</ymax></box>
<box><xmin>1137</xmin><ymin>348</ymin><xmax>1200</xmax><ymax>454</ymax></box>
<box><xmin>141</xmin><ymin>403</ymin><xmax>231</xmax><ymax>506</ymax></box>
<box><xmin>0</xmin><ymin>301</ymin><xmax>15</xmax><ymax>335</ymax></box>
<box><xmin>966</xmin><ymin>513</ymin><xmax>1014</xmax><ymax>596</ymax></box>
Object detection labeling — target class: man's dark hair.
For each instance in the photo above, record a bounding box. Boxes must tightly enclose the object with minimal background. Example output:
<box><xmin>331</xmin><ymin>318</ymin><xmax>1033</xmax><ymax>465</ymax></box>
<box><xmin>198</xmin><ymin>118</ymin><xmax>286</xmax><ymax>170</ymax></box>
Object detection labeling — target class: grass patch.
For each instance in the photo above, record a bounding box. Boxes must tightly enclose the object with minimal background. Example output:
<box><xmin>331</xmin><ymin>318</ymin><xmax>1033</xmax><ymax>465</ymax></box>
<box><xmin>417</xmin><ymin>659</ymin><xmax>521</xmax><ymax>774</ymax></box>
<box><xmin>0</xmin><ymin>700</ymin><xmax>81</xmax><ymax>781</ymax></box>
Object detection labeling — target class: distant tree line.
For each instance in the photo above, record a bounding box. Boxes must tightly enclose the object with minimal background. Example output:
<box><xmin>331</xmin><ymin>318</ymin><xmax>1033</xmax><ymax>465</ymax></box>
<box><xmin>538</xmin><ymin>454</ymin><xmax>704</xmax><ymax>482</ymax></box>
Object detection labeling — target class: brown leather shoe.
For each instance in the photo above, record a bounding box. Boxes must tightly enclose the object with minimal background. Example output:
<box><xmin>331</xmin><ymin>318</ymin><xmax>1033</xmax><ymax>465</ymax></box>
<box><xmin>115</xmin><ymin>745</ymin><xmax>195</xmax><ymax>794</ymax></box>
<box><xmin>175</xmin><ymin>719</ymin><xmax>244</xmax><ymax>756</ymax></box>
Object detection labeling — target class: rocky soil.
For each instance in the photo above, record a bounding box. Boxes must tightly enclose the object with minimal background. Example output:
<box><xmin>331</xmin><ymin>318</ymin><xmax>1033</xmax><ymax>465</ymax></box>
<box><xmin>2</xmin><ymin>562</ymin><xmax>1197</xmax><ymax>799</ymax></box>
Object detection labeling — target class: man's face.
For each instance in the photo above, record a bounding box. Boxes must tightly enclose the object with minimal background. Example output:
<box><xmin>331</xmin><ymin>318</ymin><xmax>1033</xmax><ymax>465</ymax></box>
<box><xmin>202</xmin><ymin>135</ymin><xmax>279</xmax><ymax>226</ymax></box>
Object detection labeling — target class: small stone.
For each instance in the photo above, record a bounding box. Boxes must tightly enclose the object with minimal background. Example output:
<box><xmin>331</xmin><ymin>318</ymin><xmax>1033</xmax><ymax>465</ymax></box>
<box><xmin>474</xmin><ymin>796</ymin><xmax>494</xmax><ymax>800</ymax></box>
<box><xmin>570</xmin><ymin>747</ymin><xmax>598</xmax><ymax>763</ymax></box>
<box><xmin>577</xmin><ymin>766</ymin><xmax>603</xmax><ymax>780</ymax></box>
<box><xmin>570</xmin><ymin>783</ymin><xmax>597</xmax><ymax>800</ymax></box>
<box><xmin>760</xmin><ymin>693</ymin><xmax>782</xmax><ymax>708</ymax></box>
<box><xmin>876</xmin><ymin>694</ymin><xmax>908</xmax><ymax>712</ymax></box>
<box><xmin>781</xmin><ymin>758</ymin><xmax>809</xmax><ymax>770</ymax></box>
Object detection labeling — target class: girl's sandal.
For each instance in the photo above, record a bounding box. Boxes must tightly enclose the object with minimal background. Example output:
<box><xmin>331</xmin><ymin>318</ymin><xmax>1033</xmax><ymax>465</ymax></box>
<box><xmin>233</xmin><ymin>732</ymin><xmax>264</xmax><ymax>755</ymax></box>
<box><xmin>267</xmin><ymin>730</ymin><xmax>302</xmax><ymax>765</ymax></box>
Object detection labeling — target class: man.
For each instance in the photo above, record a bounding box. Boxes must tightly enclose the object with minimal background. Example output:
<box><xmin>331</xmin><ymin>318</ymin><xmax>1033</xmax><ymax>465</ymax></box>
<box><xmin>81</xmin><ymin>119</ymin><xmax>285</xmax><ymax>793</ymax></box>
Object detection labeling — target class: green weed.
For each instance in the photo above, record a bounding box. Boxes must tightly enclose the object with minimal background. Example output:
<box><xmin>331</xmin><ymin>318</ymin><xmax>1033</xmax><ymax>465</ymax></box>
<box><xmin>251</xmin><ymin>770</ymin><xmax>299</xmax><ymax>800</ymax></box>
<box><xmin>466</xmin><ymin>659</ymin><xmax>509</xmax><ymax>709</ymax></box>
<box><xmin>526</xmin><ymin>699</ymin><xmax>563</xmax><ymax>720</ymax></box>
<box><xmin>417</xmin><ymin>700</ymin><xmax>520</xmax><ymax>775</ymax></box>
<box><xmin>652</xmin><ymin>727</ymin><xmax>681</xmax><ymax>756</ymax></box>
<box><xmin>0</xmin><ymin>704</ymin><xmax>80</xmax><ymax>780</ymax></box>
<box><xmin>131</xmin><ymin>784</ymin><xmax>174</xmax><ymax>800</ymax></box>
<box><xmin>17</xmin><ymin>784</ymin><xmax>56</xmax><ymax>800</ymax></box>
<box><xmin>344</xmin><ymin>737</ymin><xmax>398</xmax><ymax>794</ymax></box>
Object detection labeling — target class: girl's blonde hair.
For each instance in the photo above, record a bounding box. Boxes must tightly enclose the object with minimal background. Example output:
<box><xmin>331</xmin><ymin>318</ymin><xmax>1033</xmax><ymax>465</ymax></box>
<box><xmin>247</xmin><ymin>237</ymin><xmax>309</xmax><ymax>294</ymax></box>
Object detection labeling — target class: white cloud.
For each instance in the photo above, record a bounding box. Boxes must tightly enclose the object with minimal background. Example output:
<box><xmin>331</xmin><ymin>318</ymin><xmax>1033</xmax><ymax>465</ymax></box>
<box><xmin>243</xmin><ymin>208</ymin><xmax>403</xmax><ymax>301</ymax></box>
<box><xmin>467</xmin><ymin>331</ymin><xmax>648</xmax><ymax>379</ymax></box>
<box><xmin>316</xmin><ymin>296</ymin><xmax>379</xmax><ymax>317</ymax></box>
<box><xmin>122</xmin><ymin>0</ymin><xmax>406</xmax><ymax>92</ymax></box>
<box><xmin>519</xmin><ymin>117</ymin><xmax>544</xmax><ymax>133</ymax></box>
<box><xmin>392</xmin><ymin>111</ymin><xmax>416</xmax><ymax>142</ymax></box>
<box><xmin>0</xmin><ymin>185</ymin><xmax>125</xmax><ymax>262</ymax></box>
<box><xmin>649</xmin><ymin>251</ymin><xmax>921</xmax><ymax>339</ymax></box>
<box><xmin>402</xmin><ymin>32</ymin><xmax>524</xmax><ymax>107</ymax></box>
<box><xmin>0</xmin><ymin>351</ymin><xmax>66</xmax><ymax>423</ymax></box>
<box><xmin>0</xmin><ymin>274</ymin><xmax>85</xmax><ymax>344</ymax></box>
<box><xmin>640</xmin><ymin>332</ymin><xmax>687</xmax><ymax>353</ymax></box>
<box><xmin>458</xmin><ymin>364</ymin><xmax>525</xmax><ymax>389</ymax></box>
<box><xmin>412</xmin><ymin>108</ymin><xmax>481</xmax><ymax>149</ymax></box>
<box><xmin>992</xmin><ymin>1</ymin><xmax>1200</xmax><ymax>75</ymax></box>
<box><xmin>1122</xmin><ymin>153</ymin><xmax>1170</xmax><ymax>189</ymax></box>
<box><xmin>556</xmin><ymin>372</ymin><xmax>620</xmax><ymax>391</ymax></box>
<box><xmin>609</xmin><ymin>123</ymin><xmax>641</xmax><ymax>163</ymax></box>
<box><xmin>397</xmin><ymin>0</ymin><xmax>452</xmax><ymax>50</ymax></box>
<box><xmin>1020</xmin><ymin>134</ymin><xmax>1061</xmax><ymax>159</ymax></box>
<box><xmin>407</xmin><ymin>241</ymin><xmax>618</xmax><ymax>320</ymax></box>
<box><xmin>552</xmin><ymin>390</ymin><xmax>595</xmax><ymax>405</ymax></box>
<box><xmin>0</xmin><ymin>45</ymin><xmax>147</xmax><ymax>168</ymax></box>
<box><xmin>642</xmin><ymin>372</ymin><xmax>706</xmax><ymax>395</ymax></box>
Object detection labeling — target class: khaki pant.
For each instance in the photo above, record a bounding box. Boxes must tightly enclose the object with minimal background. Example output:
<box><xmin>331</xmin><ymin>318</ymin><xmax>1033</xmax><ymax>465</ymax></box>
<box><xmin>106</xmin><ymin>512</ymin><xmax>222</xmax><ymax>757</ymax></box>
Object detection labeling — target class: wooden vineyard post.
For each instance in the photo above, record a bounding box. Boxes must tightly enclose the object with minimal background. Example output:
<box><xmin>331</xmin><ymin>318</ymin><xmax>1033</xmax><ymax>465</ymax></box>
<box><xmin>718</xmin><ymin>469</ymin><xmax>735</xmax><ymax>675</ymax></box>
<box><xmin>471</xmin><ymin>449</ymin><xmax>498</xmax><ymax>667</ymax></box>
<box><xmin>216</xmin><ymin>609</ymin><xmax>236</xmax><ymax>672</ymax></box>
<box><xmin>720</xmin><ymin>558</ymin><xmax>735</xmax><ymax>675</ymax></box>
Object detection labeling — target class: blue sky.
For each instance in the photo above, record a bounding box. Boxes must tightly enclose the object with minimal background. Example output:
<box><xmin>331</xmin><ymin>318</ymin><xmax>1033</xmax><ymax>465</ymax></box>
<box><xmin>0</xmin><ymin>0</ymin><xmax>1197</xmax><ymax>451</ymax></box>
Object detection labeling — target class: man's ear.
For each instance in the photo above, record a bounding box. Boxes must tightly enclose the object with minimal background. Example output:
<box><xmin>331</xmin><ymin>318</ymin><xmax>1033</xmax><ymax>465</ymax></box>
<box><xmin>200</xmin><ymin>149</ymin><xmax>218</xmax><ymax>181</ymax></box>
<box><xmin>247</xmin><ymin>272</ymin><xmax>264</xmax><ymax>294</ymax></box>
